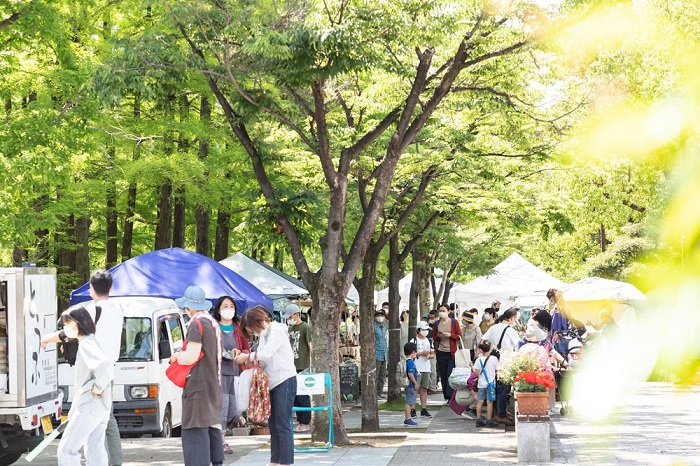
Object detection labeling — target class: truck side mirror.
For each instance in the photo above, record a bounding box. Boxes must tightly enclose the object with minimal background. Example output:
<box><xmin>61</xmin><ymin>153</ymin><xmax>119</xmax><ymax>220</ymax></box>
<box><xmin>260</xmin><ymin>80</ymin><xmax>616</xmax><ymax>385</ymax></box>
<box><xmin>158</xmin><ymin>340</ymin><xmax>172</xmax><ymax>360</ymax></box>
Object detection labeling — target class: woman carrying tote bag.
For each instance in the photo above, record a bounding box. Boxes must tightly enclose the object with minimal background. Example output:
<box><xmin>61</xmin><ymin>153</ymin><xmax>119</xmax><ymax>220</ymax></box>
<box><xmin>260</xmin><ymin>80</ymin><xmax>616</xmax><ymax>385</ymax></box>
<box><xmin>172</xmin><ymin>286</ymin><xmax>223</xmax><ymax>466</ymax></box>
<box><xmin>235</xmin><ymin>306</ymin><xmax>297</xmax><ymax>466</ymax></box>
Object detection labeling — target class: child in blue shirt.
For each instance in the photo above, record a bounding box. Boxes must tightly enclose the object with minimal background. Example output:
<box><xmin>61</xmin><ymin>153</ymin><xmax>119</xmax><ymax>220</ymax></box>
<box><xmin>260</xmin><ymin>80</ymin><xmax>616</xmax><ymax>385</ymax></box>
<box><xmin>403</xmin><ymin>342</ymin><xmax>419</xmax><ymax>426</ymax></box>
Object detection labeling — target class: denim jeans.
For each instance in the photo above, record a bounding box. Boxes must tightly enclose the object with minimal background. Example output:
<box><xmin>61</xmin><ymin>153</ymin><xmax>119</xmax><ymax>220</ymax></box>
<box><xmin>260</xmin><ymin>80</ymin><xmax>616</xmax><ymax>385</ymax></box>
<box><xmin>181</xmin><ymin>426</ymin><xmax>224</xmax><ymax>466</ymax></box>
<box><xmin>269</xmin><ymin>376</ymin><xmax>297</xmax><ymax>465</ymax></box>
<box><xmin>496</xmin><ymin>381</ymin><xmax>512</xmax><ymax>418</ymax></box>
<box><xmin>436</xmin><ymin>350</ymin><xmax>455</xmax><ymax>400</ymax></box>
<box><xmin>58</xmin><ymin>397</ymin><xmax>110</xmax><ymax>466</ymax></box>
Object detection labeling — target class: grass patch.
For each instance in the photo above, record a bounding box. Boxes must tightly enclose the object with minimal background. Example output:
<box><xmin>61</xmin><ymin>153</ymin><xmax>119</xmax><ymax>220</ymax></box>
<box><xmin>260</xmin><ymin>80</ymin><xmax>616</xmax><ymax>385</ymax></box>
<box><xmin>378</xmin><ymin>396</ymin><xmax>406</xmax><ymax>412</ymax></box>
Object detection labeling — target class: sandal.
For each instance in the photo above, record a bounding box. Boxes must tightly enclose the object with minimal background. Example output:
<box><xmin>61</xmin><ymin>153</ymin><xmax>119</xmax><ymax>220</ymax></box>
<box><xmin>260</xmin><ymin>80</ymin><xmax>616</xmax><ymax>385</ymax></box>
<box><xmin>294</xmin><ymin>423</ymin><xmax>310</xmax><ymax>433</ymax></box>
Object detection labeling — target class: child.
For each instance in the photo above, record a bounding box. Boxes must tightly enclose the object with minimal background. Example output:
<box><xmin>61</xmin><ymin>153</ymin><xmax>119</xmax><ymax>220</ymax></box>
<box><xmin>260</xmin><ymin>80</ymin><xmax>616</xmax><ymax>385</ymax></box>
<box><xmin>403</xmin><ymin>342</ymin><xmax>419</xmax><ymax>426</ymax></box>
<box><xmin>411</xmin><ymin>321</ymin><xmax>435</xmax><ymax>418</ymax></box>
<box><xmin>473</xmin><ymin>339</ymin><xmax>499</xmax><ymax>428</ymax></box>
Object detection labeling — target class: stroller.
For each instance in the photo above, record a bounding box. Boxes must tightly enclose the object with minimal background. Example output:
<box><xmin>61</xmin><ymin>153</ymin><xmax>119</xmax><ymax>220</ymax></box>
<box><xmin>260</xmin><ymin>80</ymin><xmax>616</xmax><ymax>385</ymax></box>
<box><xmin>552</xmin><ymin>330</ymin><xmax>584</xmax><ymax>415</ymax></box>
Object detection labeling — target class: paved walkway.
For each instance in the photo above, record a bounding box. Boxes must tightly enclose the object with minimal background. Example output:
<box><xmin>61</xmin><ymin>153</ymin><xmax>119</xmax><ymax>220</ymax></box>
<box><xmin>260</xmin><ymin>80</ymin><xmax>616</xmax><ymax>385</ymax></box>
<box><xmin>19</xmin><ymin>382</ymin><xmax>700</xmax><ymax>465</ymax></box>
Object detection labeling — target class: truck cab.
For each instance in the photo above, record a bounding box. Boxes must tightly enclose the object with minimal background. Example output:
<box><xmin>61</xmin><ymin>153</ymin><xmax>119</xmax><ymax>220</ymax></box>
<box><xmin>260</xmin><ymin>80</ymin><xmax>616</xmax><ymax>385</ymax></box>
<box><xmin>0</xmin><ymin>268</ymin><xmax>63</xmax><ymax>465</ymax></box>
<box><xmin>58</xmin><ymin>297</ymin><xmax>188</xmax><ymax>437</ymax></box>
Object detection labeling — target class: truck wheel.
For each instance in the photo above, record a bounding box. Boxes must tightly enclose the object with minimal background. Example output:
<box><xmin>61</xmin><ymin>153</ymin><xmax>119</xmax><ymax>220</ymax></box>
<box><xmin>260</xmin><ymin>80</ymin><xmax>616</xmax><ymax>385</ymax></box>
<box><xmin>156</xmin><ymin>409</ymin><xmax>172</xmax><ymax>438</ymax></box>
<box><xmin>0</xmin><ymin>452</ymin><xmax>22</xmax><ymax>466</ymax></box>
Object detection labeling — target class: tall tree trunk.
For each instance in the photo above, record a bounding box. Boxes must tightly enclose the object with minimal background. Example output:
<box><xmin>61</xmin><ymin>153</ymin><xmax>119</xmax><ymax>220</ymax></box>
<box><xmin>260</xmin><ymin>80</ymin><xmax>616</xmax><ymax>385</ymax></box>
<box><xmin>122</xmin><ymin>94</ymin><xmax>140</xmax><ymax>261</ymax></box>
<box><xmin>12</xmin><ymin>246</ymin><xmax>23</xmax><ymax>267</ymax></box>
<box><xmin>386</xmin><ymin>235</ymin><xmax>403</xmax><ymax>402</ymax></box>
<box><xmin>105</xmin><ymin>181</ymin><xmax>118</xmax><ymax>268</ymax></box>
<box><xmin>172</xmin><ymin>185</ymin><xmax>186</xmax><ymax>248</ymax></box>
<box><xmin>420</xmin><ymin>258</ymin><xmax>430</xmax><ymax>314</ymax></box>
<box><xmin>308</xmin><ymin>285</ymin><xmax>349</xmax><ymax>448</ymax></box>
<box><xmin>408</xmin><ymin>250</ymin><xmax>423</xmax><ymax>341</ymax></box>
<box><xmin>600</xmin><ymin>223</ymin><xmax>606</xmax><ymax>253</ymax></box>
<box><xmin>75</xmin><ymin>216</ymin><xmax>91</xmax><ymax>284</ymax></box>
<box><xmin>155</xmin><ymin>95</ymin><xmax>175</xmax><ymax>250</ymax></box>
<box><xmin>154</xmin><ymin>183</ymin><xmax>173</xmax><ymax>250</ymax></box>
<box><xmin>172</xmin><ymin>94</ymin><xmax>190</xmax><ymax>249</ymax></box>
<box><xmin>57</xmin><ymin>214</ymin><xmax>76</xmax><ymax>311</ymax></box>
<box><xmin>214</xmin><ymin>210</ymin><xmax>230</xmax><ymax>260</ymax></box>
<box><xmin>195</xmin><ymin>96</ymin><xmax>211</xmax><ymax>256</ymax></box>
<box><xmin>355</xmin><ymin>255</ymin><xmax>380</xmax><ymax>432</ymax></box>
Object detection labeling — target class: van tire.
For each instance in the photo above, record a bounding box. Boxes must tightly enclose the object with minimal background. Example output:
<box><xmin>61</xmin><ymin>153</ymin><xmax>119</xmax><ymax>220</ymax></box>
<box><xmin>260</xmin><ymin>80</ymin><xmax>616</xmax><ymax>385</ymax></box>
<box><xmin>157</xmin><ymin>408</ymin><xmax>172</xmax><ymax>438</ymax></box>
<box><xmin>0</xmin><ymin>452</ymin><xmax>22</xmax><ymax>466</ymax></box>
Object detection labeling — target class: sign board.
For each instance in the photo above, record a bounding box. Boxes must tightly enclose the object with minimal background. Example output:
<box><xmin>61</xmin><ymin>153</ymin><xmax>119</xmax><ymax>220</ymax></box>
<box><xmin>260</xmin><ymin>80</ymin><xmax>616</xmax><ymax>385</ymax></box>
<box><xmin>296</xmin><ymin>373</ymin><xmax>326</xmax><ymax>395</ymax></box>
<box><xmin>339</xmin><ymin>363</ymin><xmax>359</xmax><ymax>402</ymax></box>
<box><xmin>24</xmin><ymin>272</ymin><xmax>58</xmax><ymax>399</ymax></box>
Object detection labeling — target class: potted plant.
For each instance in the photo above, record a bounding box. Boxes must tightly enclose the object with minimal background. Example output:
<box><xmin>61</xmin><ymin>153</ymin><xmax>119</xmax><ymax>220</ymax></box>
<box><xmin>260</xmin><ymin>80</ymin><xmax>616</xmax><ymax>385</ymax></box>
<box><xmin>512</xmin><ymin>370</ymin><xmax>555</xmax><ymax>416</ymax></box>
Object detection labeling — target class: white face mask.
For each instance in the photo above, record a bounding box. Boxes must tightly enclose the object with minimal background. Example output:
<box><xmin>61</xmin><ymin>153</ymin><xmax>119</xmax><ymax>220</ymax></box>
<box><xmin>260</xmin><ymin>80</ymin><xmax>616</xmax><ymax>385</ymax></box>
<box><xmin>439</xmin><ymin>311</ymin><xmax>448</xmax><ymax>319</ymax></box>
<box><xmin>428</xmin><ymin>319</ymin><xmax>436</xmax><ymax>324</ymax></box>
<box><xmin>376</xmin><ymin>316</ymin><xmax>384</xmax><ymax>324</ymax></box>
<box><xmin>220</xmin><ymin>308</ymin><xmax>236</xmax><ymax>320</ymax></box>
<box><xmin>64</xmin><ymin>322</ymin><xmax>79</xmax><ymax>339</ymax></box>
<box><xmin>287</xmin><ymin>318</ymin><xmax>296</xmax><ymax>326</ymax></box>
<box><xmin>483</xmin><ymin>314</ymin><xmax>491</xmax><ymax>321</ymax></box>
<box><xmin>419</xmin><ymin>330</ymin><xmax>429</xmax><ymax>336</ymax></box>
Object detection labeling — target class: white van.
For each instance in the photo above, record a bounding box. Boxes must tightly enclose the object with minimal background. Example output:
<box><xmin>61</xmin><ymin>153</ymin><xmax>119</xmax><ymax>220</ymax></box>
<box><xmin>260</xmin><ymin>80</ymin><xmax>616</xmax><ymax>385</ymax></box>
<box><xmin>58</xmin><ymin>297</ymin><xmax>188</xmax><ymax>437</ymax></box>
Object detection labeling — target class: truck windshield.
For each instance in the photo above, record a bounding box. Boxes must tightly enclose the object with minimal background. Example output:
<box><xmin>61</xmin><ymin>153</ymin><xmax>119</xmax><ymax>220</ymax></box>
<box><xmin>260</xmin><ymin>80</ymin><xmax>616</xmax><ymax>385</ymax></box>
<box><xmin>120</xmin><ymin>317</ymin><xmax>152</xmax><ymax>361</ymax></box>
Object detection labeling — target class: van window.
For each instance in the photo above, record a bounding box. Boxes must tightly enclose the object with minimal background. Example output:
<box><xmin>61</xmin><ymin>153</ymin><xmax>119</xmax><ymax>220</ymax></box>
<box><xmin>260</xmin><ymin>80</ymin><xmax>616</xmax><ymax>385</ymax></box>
<box><xmin>168</xmin><ymin>317</ymin><xmax>184</xmax><ymax>349</ymax></box>
<box><xmin>120</xmin><ymin>318</ymin><xmax>152</xmax><ymax>361</ymax></box>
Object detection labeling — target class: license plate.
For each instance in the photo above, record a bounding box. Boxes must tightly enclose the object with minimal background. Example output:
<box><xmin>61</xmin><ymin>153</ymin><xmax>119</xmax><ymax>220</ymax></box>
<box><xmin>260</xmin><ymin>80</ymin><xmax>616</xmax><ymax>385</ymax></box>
<box><xmin>41</xmin><ymin>415</ymin><xmax>53</xmax><ymax>434</ymax></box>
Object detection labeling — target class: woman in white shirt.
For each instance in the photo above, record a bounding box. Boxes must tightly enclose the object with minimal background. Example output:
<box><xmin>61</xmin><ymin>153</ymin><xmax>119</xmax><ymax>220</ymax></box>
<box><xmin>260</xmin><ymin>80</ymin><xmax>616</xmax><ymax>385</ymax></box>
<box><xmin>56</xmin><ymin>307</ymin><xmax>111</xmax><ymax>466</ymax></box>
<box><xmin>235</xmin><ymin>306</ymin><xmax>297</xmax><ymax>466</ymax></box>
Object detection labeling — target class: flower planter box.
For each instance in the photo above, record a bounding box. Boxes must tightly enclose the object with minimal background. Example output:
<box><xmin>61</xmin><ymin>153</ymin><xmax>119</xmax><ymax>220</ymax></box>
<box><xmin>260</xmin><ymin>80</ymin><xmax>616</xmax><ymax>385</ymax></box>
<box><xmin>515</xmin><ymin>391</ymin><xmax>548</xmax><ymax>416</ymax></box>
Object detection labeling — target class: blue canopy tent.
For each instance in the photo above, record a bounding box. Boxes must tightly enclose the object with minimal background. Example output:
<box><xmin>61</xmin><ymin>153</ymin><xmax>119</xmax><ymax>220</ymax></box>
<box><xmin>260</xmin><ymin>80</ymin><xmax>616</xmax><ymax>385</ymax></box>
<box><xmin>69</xmin><ymin>248</ymin><xmax>273</xmax><ymax>314</ymax></box>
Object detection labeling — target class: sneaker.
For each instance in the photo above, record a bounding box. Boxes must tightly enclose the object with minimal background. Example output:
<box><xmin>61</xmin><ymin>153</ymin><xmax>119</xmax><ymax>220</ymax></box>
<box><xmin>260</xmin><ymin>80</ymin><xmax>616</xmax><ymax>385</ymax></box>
<box><xmin>223</xmin><ymin>443</ymin><xmax>233</xmax><ymax>454</ymax></box>
<box><xmin>475</xmin><ymin>418</ymin><xmax>486</xmax><ymax>427</ymax></box>
<box><xmin>459</xmin><ymin>411</ymin><xmax>474</xmax><ymax>420</ymax></box>
<box><xmin>486</xmin><ymin>419</ymin><xmax>499</xmax><ymax>428</ymax></box>
<box><xmin>420</xmin><ymin>409</ymin><xmax>432</xmax><ymax>418</ymax></box>
<box><xmin>403</xmin><ymin>419</ymin><xmax>418</xmax><ymax>426</ymax></box>
<box><xmin>410</xmin><ymin>409</ymin><xmax>417</xmax><ymax>418</ymax></box>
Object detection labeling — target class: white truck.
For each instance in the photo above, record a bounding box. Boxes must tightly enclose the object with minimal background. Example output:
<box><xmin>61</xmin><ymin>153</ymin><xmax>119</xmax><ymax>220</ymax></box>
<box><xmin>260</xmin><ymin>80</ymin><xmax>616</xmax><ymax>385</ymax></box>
<box><xmin>58</xmin><ymin>297</ymin><xmax>188</xmax><ymax>437</ymax></box>
<box><xmin>0</xmin><ymin>267</ymin><xmax>63</xmax><ymax>465</ymax></box>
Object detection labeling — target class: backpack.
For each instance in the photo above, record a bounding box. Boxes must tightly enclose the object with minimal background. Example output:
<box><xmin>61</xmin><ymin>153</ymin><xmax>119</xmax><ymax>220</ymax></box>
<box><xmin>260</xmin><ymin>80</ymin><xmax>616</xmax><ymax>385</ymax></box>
<box><xmin>395</xmin><ymin>357</ymin><xmax>409</xmax><ymax>387</ymax></box>
<box><xmin>60</xmin><ymin>305</ymin><xmax>102</xmax><ymax>366</ymax></box>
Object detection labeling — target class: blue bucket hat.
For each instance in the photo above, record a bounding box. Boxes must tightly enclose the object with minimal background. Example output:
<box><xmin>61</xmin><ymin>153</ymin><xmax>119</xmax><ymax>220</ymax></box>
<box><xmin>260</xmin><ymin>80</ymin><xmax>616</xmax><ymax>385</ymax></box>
<box><xmin>175</xmin><ymin>286</ymin><xmax>211</xmax><ymax>311</ymax></box>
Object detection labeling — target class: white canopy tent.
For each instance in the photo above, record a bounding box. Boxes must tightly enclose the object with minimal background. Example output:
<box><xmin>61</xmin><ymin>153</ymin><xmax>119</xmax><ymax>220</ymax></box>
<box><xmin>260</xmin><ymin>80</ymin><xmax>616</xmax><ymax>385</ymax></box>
<box><xmin>564</xmin><ymin>277</ymin><xmax>645</xmax><ymax>302</ymax></box>
<box><xmin>564</xmin><ymin>276</ymin><xmax>645</xmax><ymax>326</ymax></box>
<box><xmin>376</xmin><ymin>269</ymin><xmax>456</xmax><ymax>311</ymax></box>
<box><xmin>452</xmin><ymin>252</ymin><xmax>566</xmax><ymax>313</ymax></box>
<box><xmin>219</xmin><ymin>252</ymin><xmax>308</xmax><ymax>299</ymax></box>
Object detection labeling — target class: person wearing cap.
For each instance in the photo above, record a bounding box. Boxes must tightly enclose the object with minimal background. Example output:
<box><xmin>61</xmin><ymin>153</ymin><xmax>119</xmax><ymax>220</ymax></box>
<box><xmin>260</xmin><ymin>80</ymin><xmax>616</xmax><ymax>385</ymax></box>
<box><xmin>374</xmin><ymin>309</ymin><xmax>389</xmax><ymax>399</ymax></box>
<box><xmin>283</xmin><ymin>304</ymin><xmax>312</xmax><ymax>433</ymax></box>
<box><xmin>461</xmin><ymin>309</ymin><xmax>482</xmax><ymax>362</ymax></box>
<box><xmin>171</xmin><ymin>286</ymin><xmax>224</xmax><ymax>466</ymax></box>
<box><xmin>410</xmin><ymin>321</ymin><xmax>435</xmax><ymax>417</ymax></box>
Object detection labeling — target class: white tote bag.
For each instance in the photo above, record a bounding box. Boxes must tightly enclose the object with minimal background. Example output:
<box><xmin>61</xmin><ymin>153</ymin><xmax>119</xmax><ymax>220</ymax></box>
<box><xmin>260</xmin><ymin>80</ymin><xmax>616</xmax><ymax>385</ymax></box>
<box><xmin>454</xmin><ymin>337</ymin><xmax>471</xmax><ymax>368</ymax></box>
<box><xmin>233</xmin><ymin>368</ymin><xmax>254</xmax><ymax>414</ymax></box>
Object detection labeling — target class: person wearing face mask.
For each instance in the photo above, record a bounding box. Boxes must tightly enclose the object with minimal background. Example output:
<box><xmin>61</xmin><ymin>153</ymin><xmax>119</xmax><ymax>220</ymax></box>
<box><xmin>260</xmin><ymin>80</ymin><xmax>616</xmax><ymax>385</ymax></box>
<box><xmin>172</xmin><ymin>286</ymin><xmax>224</xmax><ymax>466</ymax></box>
<box><xmin>424</xmin><ymin>311</ymin><xmax>439</xmax><ymax>393</ymax></box>
<box><xmin>281</xmin><ymin>304</ymin><xmax>312</xmax><ymax>433</ymax></box>
<box><xmin>432</xmin><ymin>305</ymin><xmax>461</xmax><ymax>401</ymax></box>
<box><xmin>56</xmin><ymin>307</ymin><xmax>111</xmax><ymax>466</ymax></box>
<box><xmin>234</xmin><ymin>306</ymin><xmax>297</xmax><ymax>466</ymax></box>
<box><xmin>479</xmin><ymin>308</ymin><xmax>496</xmax><ymax>335</ymax></box>
<box><xmin>374</xmin><ymin>309</ymin><xmax>389</xmax><ymax>399</ymax></box>
<box><xmin>409</xmin><ymin>321</ymin><xmax>435</xmax><ymax>417</ymax></box>
<box><xmin>211</xmin><ymin>296</ymin><xmax>250</xmax><ymax>454</ymax></box>
<box><xmin>461</xmin><ymin>310</ymin><xmax>482</xmax><ymax>362</ymax></box>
